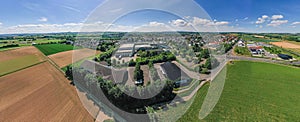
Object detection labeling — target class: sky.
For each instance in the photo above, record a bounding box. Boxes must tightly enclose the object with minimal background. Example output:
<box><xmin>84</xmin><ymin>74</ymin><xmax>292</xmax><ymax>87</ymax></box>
<box><xmin>0</xmin><ymin>0</ymin><xmax>300</xmax><ymax>34</ymax></box>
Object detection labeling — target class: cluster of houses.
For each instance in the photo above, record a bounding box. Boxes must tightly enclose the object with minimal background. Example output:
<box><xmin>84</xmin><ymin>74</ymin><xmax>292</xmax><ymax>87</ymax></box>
<box><xmin>237</xmin><ymin>40</ymin><xmax>294</xmax><ymax>60</ymax></box>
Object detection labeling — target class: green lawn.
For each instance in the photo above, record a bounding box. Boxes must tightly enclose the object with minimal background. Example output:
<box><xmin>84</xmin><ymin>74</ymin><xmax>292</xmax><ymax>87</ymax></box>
<box><xmin>0</xmin><ymin>55</ymin><xmax>42</xmax><ymax>76</ymax></box>
<box><xmin>177</xmin><ymin>61</ymin><xmax>300</xmax><ymax>121</ymax></box>
<box><xmin>34</xmin><ymin>44</ymin><xmax>79</xmax><ymax>55</ymax></box>
<box><xmin>156</xmin><ymin>84</ymin><xmax>209</xmax><ymax>122</ymax></box>
<box><xmin>234</xmin><ymin>46</ymin><xmax>251</xmax><ymax>56</ymax></box>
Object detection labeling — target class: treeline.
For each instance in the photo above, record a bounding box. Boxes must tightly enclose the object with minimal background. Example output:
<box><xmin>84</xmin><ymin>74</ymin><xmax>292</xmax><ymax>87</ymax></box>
<box><xmin>0</xmin><ymin>44</ymin><xmax>20</xmax><ymax>49</ymax></box>
<box><xmin>194</xmin><ymin>56</ymin><xmax>219</xmax><ymax>74</ymax></box>
<box><xmin>94</xmin><ymin>48</ymin><xmax>116</xmax><ymax>65</ymax></box>
<box><xmin>129</xmin><ymin>51</ymin><xmax>176</xmax><ymax>66</ymax></box>
<box><xmin>34</xmin><ymin>40</ymin><xmax>68</xmax><ymax>45</ymax></box>
<box><xmin>65</xmin><ymin>66</ymin><xmax>176</xmax><ymax>114</ymax></box>
<box><xmin>97</xmin><ymin>42</ymin><xmax>116</xmax><ymax>52</ymax></box>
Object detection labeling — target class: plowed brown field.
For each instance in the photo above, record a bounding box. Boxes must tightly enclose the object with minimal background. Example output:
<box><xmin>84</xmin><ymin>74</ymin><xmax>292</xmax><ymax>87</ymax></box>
<box><xmin>48</xmin><ymin>48</ymin><xmax>99</xmax><ymax>68</ymax></box>
<box><xmin>0</xmin><ymin>62</ymin><xmax>93</xmax><ymax>121</ymax></box>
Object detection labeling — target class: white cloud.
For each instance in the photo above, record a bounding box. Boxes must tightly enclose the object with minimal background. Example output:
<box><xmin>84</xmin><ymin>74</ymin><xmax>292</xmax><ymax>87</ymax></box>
<box><xmin>191</xmin><ymin>17</ymin><xmax>229</xmax><ymax>26</ymax></box>
<box><xmin>0</xmin><ymin>22</ymin><xmax>2</xmax><ymax>25</ymax></box>
<box><xmin>192</xmin><ymin>17</ymin><xmax>210</xmax><ymax>25</ymax></box>
<box><xmin>267</xmin><ymin>20</ymin><xmax>288</xmax><ymax>27</ymax></box>
<box><xmin>170</xmin><ymin>19</ymin><xmax>188</xmax><ymax>27</ymax></box>
<box><xmin>262</xmin><ymin>15</ymin><xmax>269</xmax><ymax>19</ymax></box>
<box><xmin>243</xmin><ymin>17</ymin><xmax>249</xmax><ymax>20</ymax></box>
<box><xmin>0</xmin><ymin>16</ymin><xmax>237</xmax><ymax>34</ymax></box>
<box><xmin>207</xmin><ymin>21</ymin><xmax>229</xmax><ymax>26</ymax></box>
<box><xmin>148</xmin><ymin>21</ymin><xmax>165</xmax><ymax>27</ymax></box>
<box><xmin>291</xmin><ymin>22</ymin><xmax>300</xmax><ymax>25</ymax></box>
<box><xmin>271</xmin><ymin>15</ymin><xmax>284</xmax><ymax>20</ymax></box>
<box><xmin>38</xmin><ymin>17</ymin><xmax>48</xmax><ymax>22</ymax></box>
<box><xmin>256</xmin><ymin>15</ymin><xmax>268</xmax><ymax>24</ymax></box>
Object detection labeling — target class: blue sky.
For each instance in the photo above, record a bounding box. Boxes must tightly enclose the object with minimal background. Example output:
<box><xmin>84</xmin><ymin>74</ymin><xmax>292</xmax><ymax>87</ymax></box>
<box><xmin>0</xmin><ymin>0</ymin><xmax>300</xmax><ymax>34</ymax></box>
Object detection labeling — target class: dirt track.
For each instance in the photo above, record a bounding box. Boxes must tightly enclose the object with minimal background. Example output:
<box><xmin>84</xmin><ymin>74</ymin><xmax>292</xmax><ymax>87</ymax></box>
<box><xmin>48</xmin><ymin>48</ymin><xmax>99</xmax><ymax>68</ymax></box>
<box><xmin>0</xmin><ymin>62</ymin><xmax>93</xmax><ymax>121</ymax></box>
<box><xmin>0</xmin><ymin>46</ymin><xmax>45</xmax><ymax>62</ymax></box>
<box><xmin>270</xmin><ymin>41</ymin><xmax>300</xmax><ymax>49</ymax></box>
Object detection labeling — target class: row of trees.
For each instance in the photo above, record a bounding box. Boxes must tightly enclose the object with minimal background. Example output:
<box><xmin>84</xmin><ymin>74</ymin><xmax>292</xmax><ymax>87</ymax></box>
<box><xmin>94</xmin><ymin>47</ymin><xmax>116</xmax><ymax>65</ymax></box>
<box><xmin>97</xmin><ymin>42</ymin><xmax>115</xmax><ymax>52</ymax></box>
<box><xmin>0</xmin><ymin>44</ymin><xmax>19</xmax><ymax>49</ymax></box>
<box><xmin>129</xmin><ymin>51</ymin><xmax>176</xmax><ymax>66</ymax></box>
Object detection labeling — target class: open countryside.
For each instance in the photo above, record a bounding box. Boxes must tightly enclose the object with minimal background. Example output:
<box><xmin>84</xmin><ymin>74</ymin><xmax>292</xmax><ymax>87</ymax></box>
<box><xmin>0</xmin><ymin>62</ymin><xmax>93</xmax><ymax>121</ymax></box>
<box><xmin>270</xmin><ymin>41</ymin><xmax>300</xmax><ymax>48</ymax></box>
<box><xmin>178</xmin><ymin>61</ymin><xmax>300</xmax><ymax>121</ymax></box>
<box><xmin>48</xmin><ymin>48</ymin><xmax>100</xmax><ymax>68</ymax></box>
<box><xmin>1</xmin><ymin>0</ymin><xmax>300</xmax><ymax>121</ymax></box>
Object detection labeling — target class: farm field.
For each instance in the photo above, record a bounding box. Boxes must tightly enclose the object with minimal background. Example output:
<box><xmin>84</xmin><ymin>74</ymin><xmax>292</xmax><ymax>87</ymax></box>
<box><xmin>270</xmin><ymin>41</ymin><xmax>300</xmax><ymax>49</ymax></box>
<box><xmin>0</xmin><ymin>62</ymin><xmax>93</xmax><ymax>121</ymax></box>
<box><xmin>241</xmin><ymin>35</ymin><xmax>278</xmax><ymax>42</ymax></box>
<box><xmin>0</xmin><ymin>46</ymin><xmax>46</xmax><ymax>76</ymax></box>
<box><xmin>48</xmin><ymin>48</ymin><xmax>99</xmax><ymax>68</ymax></box>
<box><xmin>34</xmin><ymin>39</ymin><xmax>65</xmax><ymax>44</ymax></box>
<box><xmin>34</xmin><ymin>44</ymin><xmax>80</xmax><ymax>56</ymax></box>
<box><xmin>178</xmin><ymin>61</ymin><xmax>300</xmax><ymax>121</ymax></box>
<box><xmin>0</xmin><ymin>55</ymin><xmax>42</xmax><ymax>76</ymax></box>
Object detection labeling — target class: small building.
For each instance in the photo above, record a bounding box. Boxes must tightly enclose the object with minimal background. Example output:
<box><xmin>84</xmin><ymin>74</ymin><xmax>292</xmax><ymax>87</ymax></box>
<box><xmin>249</xmin><ymin>46</ymin><xmax>264</xmax><ymax>55</ymax></box>
<box><xmin>237</xmin><ymin>40</ymin><xmax>245</xmax><ymax>47</ymax></box>
<box><xmin>80</xmin><ymin>60</ymin><xmax>128</xmax><ymax>84</ymax></box>
<box><xmin>278</xmin><ymin>54</ymin><xmax>293</xmax><ymax>60</ymax></box>
<box><xmin>160</xmin><ymin>62</ymin><xmax>190</xmax><ymax>81</ymax></box>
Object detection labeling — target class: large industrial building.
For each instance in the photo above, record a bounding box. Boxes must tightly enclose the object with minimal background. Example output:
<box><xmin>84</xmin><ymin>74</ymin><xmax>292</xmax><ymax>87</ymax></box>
<box><xmin>114</xmin><ymin>43</ymin><xmax>157</xmax><ymax>58</ymax></box>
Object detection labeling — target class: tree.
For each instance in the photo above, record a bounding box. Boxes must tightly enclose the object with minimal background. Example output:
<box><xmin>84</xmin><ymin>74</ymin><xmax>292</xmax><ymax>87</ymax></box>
<box><xmin>204</xmin><ymin>57</ymin><xmax>219</xmax><ymax>70</ymax></box>
<box><xmin>201</xmin><ymin>48</ymin><xmax>210</xmax><ymax>59</ymax></box>
<box><xmin>134</xmin><ymin>63</ymin><xmax>144</xmax><ymax>82</ymax></box>
<box><xmin>128</xmin><ymin>59</ymin><xmax>136</xmax><ymax>66</ymax></box>
<box><xmin>148</xmin><ymin>60</ymin><xmax>154</xmax><ymax>68</ymax></box>
<box><xmin>65</xmin><ymin>66</ymin><xmax>73</xmax><ymax>80</ymax></box>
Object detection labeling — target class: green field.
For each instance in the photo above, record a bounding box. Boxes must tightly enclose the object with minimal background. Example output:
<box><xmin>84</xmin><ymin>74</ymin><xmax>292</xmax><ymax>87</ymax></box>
<box><xmin>177</xmin><ymin>61</ymin><xmax>300</xmax><ymax>121</ymax></box>
<box><xmin>241</xmin><ymin>35</ymin><xmax>279</xmax><ymax>42</ymax></box>
<box><xmin>34</xmin><ymin>39</ymin><xmax>65</xmax><ymax>44</ymax></box>
<box><xmin>0</xmin><ymin>55</ymin><xmax>42</xmax><ymax>76</ymax></box>
<box><xmin>34</xmin><ymin>44</ymin><xmax>79</xmax><ymax>55</ymax></box>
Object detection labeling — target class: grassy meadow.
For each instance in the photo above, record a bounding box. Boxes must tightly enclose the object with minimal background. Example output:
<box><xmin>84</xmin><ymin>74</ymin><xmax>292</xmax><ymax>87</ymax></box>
<box><xmin>34</xmin><ymin>44</ymin><xmax>79</xmax><ymax>55</ymax></box>
<box><xmin>177</xmin><ymin>61</ymin><xmax>300</xmax><ymax>121</ymax></box>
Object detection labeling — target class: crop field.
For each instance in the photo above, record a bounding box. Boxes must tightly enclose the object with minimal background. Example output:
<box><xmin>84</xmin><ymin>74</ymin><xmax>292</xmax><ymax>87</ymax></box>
<box><xmin>0</xmin><ymin>46</ymin><xmax>46</xmax><ymax>76</ymax></box>
<box><xmin>271</xmin><ymin>41</ymin><xmax>300</xmax><ymax>49</ymax></box>
<box><xmin>34</xmin><ymin>39</ymin><xmax>65</xmax><ymax>44</ymax></box>
<box><xmin>48</xmin><ymin>48</ymin><xmax>99</xmax><ymax>68</ymax></box>
<box><xmin>241</xmin><ymin>35</ymin><xmax>279</xmax><ymax>42</ymax></box>
<box><xmin>35</xmin><ymin>44</ymin><xmax>80</xmax><ymax>56</ymax></box>
<box><xmin>0</xmin><ymin>55</ymin><xmax>42</xmax><ymax>76</ymax></box>
<box><xmin>178</xmin><ymin>61</ymin><xmax>300</xmax><ymax>121</ymax></box>
<box><xmin>0</xmin><ymin>62</ymin><xmax>93</xmax><ymax>121</ymax></box>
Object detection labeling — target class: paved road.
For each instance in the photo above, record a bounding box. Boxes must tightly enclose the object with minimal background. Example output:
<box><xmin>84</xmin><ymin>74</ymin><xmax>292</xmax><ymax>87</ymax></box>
<box><xmin>172</xmin><ymin>61</ymin><xmax>209</xmax><ymax>80</ymax></box>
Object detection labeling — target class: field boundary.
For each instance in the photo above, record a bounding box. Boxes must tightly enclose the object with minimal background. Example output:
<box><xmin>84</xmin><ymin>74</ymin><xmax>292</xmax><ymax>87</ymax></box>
<box><xmin>0</xmin><ymin>61</ymin><xmax>46</xmax><ymax>77</ymax></box>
